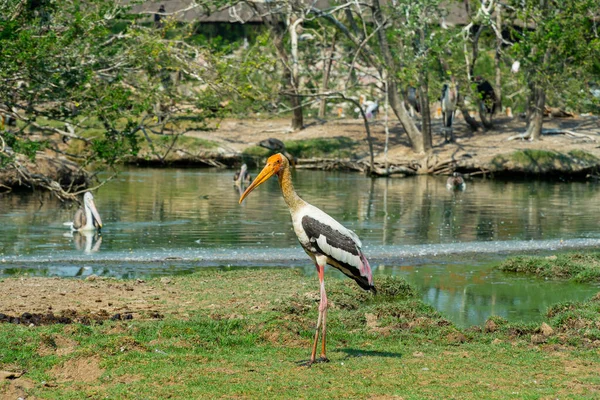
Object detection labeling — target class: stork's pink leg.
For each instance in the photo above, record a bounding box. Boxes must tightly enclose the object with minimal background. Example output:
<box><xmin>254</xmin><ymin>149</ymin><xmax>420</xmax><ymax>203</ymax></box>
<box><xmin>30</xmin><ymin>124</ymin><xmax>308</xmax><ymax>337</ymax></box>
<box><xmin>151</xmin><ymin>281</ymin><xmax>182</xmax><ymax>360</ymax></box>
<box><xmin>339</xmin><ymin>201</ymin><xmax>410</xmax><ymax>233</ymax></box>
<box><xmin>319</xmin><ymin>271</ymin><xmax>328</xmax><ymax>361</ymax></box>
<box><xmin>309</xmin><ymin>304</ymin><xmax>322</xmax><ymax>364</ymax></box>
<box><xmin>309</xmin><ymin>261</ymin><xmax>329</xmax><ymax>365</ymax></box>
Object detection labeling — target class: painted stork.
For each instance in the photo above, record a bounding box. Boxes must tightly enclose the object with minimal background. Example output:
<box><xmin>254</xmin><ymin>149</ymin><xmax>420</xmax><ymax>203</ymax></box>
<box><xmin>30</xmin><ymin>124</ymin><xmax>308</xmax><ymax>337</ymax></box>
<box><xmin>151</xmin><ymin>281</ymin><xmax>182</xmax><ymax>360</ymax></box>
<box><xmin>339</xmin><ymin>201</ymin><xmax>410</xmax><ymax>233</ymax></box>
<box><xmin>446</xmin><ymin>172</ymin><xmax>466</xmax><ymax>191</ymax></box>
<box><xmin>441</xmin><ymin>82</ymin><xmax>458</xmax><ymax>142</ymax></box>
<box><xmin>364</xmin><ymin>99</ymin><xmax>379</xmax><ymax>120</ymax></box>
<box><xmin>353</xmin><ymin>95</ymin><xmax>379</xmax><ymax>120</ymax></box>
<box><xmin>233</xmin><ymin>163</ymin><xmax>252</xmax><ymax>185</ymax></box>
<box><xmin>239</xmin><ymin>153</ymin><xmax>376</xmax><ymax>365</ymax></box>
<box><xmin>258</xmin><ymin>138</ymin><xmax>297</xmax><ymax>167</ymax></box>
<box><xmin>64</xmin><ymin>192</ymin><xmax>103</xmax><ymax>232</ymax></box>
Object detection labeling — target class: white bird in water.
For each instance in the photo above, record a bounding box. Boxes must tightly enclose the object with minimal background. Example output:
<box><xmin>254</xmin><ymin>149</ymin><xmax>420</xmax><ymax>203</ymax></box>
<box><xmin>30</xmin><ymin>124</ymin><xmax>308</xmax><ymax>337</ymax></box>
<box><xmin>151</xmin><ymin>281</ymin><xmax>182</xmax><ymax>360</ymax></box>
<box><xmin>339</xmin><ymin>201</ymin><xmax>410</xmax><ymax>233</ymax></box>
<box><xmin>233</xmin><ymin>163</ymin><xmax>252</xmax><ymax>185</ymax></box>
<box><xmin>64</xmin><ymin>192</ymin><xmax>103</xmax><ymax>231</ymax></box>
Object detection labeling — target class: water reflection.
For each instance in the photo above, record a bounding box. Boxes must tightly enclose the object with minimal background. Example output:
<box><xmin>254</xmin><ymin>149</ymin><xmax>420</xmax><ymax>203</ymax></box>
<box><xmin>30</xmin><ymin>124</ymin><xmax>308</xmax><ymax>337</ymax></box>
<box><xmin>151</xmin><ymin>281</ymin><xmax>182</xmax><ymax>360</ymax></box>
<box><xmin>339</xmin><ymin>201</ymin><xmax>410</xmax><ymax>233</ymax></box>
<box><xmin>64</xmin><ymin>231</ymin><xmax>103</xmax><ymax>254</ymax></box>
<box><xmin>1</xmin><ymin>168</ymin><xmax>599</xmax><ymax>327</ymax></box>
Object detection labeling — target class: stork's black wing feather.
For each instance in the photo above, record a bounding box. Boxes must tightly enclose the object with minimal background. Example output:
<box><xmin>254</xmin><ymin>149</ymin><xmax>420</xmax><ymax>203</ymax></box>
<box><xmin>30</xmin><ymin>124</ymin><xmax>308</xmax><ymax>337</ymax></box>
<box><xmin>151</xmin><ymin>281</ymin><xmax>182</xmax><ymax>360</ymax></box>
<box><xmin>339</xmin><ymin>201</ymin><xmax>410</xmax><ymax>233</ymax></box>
<box><xmin>301</xmin><ymin>216</ymin><xmax>359</xmax><ymax>256</ymax></box>
<box><xmin>301</xmin><ymin>215</ymin><xmax>374</xmax><ymax>291</ymax></box>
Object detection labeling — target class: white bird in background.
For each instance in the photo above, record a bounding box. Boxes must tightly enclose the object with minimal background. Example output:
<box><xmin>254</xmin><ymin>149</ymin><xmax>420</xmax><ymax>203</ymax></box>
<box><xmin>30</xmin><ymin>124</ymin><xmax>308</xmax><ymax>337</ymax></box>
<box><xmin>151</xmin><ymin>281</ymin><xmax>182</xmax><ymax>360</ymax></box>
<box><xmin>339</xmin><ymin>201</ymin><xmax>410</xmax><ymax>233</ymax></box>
<box><xmin>354</xmin><ymin>95</ymin><xmax>379</xmax><ymax>120</ymax></box>
<box><xmin>233</xmin><ymin>163</ymin><xmax>252</xmax><ymax>185</ymax></box>
<box><xmin>440</xmin><ymin>81</ymin><xmax>458</xmax><ymax>142</ymax></box>
<box><xmin>511</xmin><ymin>61</ymin><xmax>520</xmax><ymax>74</ymax></box>
<box><xmin>64</xmin><ymin>192</ymin><xmax>103</xmax><ymax>232</ymax></box>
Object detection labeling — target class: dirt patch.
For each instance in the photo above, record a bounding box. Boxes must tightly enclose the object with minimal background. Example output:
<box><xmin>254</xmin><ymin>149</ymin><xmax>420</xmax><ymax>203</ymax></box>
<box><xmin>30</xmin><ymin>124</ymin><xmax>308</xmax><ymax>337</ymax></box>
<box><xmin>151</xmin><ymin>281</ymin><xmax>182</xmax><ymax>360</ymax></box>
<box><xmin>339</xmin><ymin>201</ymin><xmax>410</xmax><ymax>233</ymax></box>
<box><xmin>0</xmin><ymin>276</ymin><xmax>185</xmax><ymax>325</ymax></box>
<box><xmin>0</xmin><ymin>376</ymin><xmax>35</xmax><ymax>400</ymax></box>
<box><xmin>38</xmin><ymin>334</ymin><xmax>79</xmax><ymax>357</ymax></box>
<box><xmin>50</xmin><ymin>355</ymin><xmax>104</xmax><ymax>383</ymax></box>
<box><xmin>188</xmin><ymin>115</ymin><xmax>600</xmax><ymax>174</ymax></box>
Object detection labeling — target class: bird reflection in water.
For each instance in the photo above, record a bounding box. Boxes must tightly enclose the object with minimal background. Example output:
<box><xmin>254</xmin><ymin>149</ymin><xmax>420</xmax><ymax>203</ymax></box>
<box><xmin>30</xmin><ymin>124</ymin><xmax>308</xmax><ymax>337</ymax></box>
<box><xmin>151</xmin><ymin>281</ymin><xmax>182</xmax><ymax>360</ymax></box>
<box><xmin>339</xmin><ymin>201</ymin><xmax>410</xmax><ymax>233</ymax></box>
<box><xmin>233</xmin><ymin>163</ymin><xmax>252</xmax><ymax>197</ymax></box>
<box><xmin>64</xmin><ymin>230</ymin><xmax>103</xmax><ymax>254</ymax></box>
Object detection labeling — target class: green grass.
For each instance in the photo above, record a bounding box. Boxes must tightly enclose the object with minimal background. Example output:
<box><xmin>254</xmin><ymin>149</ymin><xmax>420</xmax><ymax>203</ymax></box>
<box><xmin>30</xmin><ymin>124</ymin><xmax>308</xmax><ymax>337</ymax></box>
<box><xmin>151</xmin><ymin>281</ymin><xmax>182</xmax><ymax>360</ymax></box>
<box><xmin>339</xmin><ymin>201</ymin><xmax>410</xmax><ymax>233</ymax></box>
<box><xmin>243</xmin><ymin>137</ymin><xmax>360</xmax><ymax>159</ymax></box>
<box><xmin>1</xmin><ymin>269</ymin><xmax>599</xmax><ymax>399</ymax></box>
<box><xmin>498</xmin><ymin>252</ymin><xmax>600</xmax><ymax>282</ymax></box>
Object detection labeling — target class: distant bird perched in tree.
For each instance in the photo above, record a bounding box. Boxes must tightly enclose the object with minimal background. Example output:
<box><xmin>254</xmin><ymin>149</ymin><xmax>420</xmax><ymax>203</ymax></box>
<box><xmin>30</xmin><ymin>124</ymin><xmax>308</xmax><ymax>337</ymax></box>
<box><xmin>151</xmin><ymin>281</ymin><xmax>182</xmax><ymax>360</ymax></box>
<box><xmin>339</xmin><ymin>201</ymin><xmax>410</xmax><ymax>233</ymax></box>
<box><xmin>258</xmin><ymin>138</ymin><xmax>297</xmax><ymax>166</ymax></box>
<box><xmin>511</xmin><ymin>61</ymin><xmax>520</xmax><ymax>74</ymax></box>
<box><xmin>239</xmin><ymin>154</ymin><xmax>376</xmax><ymax>366</ymax></box>
<box><xmin>233</xmin><ymin>163</ymin><xmax>252</xmax><ymax>185</ymax></box>
<box><xmin>440</xmin><ymin>81</ymin><xmax>458</xmax><ymax>142</ymax></box>
<box><xmin>446</xmin><ymin>172</ymin><xmax>466</xmax><ymax>191</ymax></box>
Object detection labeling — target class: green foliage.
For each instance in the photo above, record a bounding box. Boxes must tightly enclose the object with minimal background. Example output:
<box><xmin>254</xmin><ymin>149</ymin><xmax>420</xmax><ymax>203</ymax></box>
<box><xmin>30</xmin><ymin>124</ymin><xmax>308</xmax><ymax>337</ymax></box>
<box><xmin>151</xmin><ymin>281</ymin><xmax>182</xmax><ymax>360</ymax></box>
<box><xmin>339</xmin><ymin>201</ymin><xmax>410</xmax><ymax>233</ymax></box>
<box><xmin>0</xmin><ymin>0</ymin><xmax>247</xmax><ymax>191</ymax></box>
<box><xmin>0</xmin><ymin>131</ymin><xmax>46</xmax><ymax>165</ymax></box>
<box><xmin>507</xmin><ymin>0</ymin><xmax>600</xmax><ymax>110</ymax></box>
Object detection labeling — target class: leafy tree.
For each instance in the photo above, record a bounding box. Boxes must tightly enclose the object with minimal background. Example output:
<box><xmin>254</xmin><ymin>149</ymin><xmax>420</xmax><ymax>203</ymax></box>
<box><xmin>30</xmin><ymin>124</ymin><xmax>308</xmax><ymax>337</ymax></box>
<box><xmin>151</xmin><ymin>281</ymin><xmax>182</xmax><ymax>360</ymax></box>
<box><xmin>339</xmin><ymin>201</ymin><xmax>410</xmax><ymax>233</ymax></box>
<box><xmin>506</xmin><ymin>0</ymin><xmax>600</xmax><ymax>140</ymax></box>
<box><xmin>0</xmin><ymin>0</ymin><xmax>228</xmax><ymax>198</ymax></box>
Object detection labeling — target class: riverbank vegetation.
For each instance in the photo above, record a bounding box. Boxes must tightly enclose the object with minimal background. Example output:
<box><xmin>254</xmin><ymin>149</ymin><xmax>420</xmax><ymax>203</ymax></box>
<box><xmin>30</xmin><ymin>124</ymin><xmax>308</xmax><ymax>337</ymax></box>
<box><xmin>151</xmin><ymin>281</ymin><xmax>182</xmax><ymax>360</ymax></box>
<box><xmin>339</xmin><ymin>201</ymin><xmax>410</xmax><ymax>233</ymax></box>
<box><xmin>0</xmin><ymin>268</ymin><xmax>599</xmax><ymax>398</ymax></box>
<box><xmin>498</xmin><ymin>252</ymin><xmax>600</xmax><ymax>282</ymax></box>
<box><xmin>2</xmin><ymin>0</ymin><xmax>599</xmax><ymax>197</ymax></box>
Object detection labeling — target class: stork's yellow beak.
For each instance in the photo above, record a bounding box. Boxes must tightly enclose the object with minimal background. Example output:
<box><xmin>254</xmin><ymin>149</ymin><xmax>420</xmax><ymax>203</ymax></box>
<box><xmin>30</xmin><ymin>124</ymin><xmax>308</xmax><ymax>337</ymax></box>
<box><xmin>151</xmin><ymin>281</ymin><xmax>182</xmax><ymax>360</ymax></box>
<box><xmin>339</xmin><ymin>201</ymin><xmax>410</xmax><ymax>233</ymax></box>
<box><xmin>239</xmin><ymin>163</ymin><xmax>276</xmax><ymax>204</ymax></box>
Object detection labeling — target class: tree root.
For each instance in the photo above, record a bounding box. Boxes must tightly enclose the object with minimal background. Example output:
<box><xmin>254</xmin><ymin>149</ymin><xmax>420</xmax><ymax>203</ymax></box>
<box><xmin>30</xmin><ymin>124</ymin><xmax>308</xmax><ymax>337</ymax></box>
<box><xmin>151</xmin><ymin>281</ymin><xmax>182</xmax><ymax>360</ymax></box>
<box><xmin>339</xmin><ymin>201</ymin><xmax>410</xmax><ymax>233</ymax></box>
<box><xmin>507</xmin><ymin>129</ymin><xmax>597</xmax><ymax>142</ymax></box>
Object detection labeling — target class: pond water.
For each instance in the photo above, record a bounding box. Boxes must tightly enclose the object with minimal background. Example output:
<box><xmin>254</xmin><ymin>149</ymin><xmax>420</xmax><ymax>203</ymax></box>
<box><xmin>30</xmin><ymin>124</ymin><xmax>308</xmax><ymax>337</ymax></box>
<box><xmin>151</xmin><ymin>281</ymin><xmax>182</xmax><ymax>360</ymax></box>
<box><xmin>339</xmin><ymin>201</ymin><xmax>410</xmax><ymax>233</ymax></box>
<box><xmin>1</xmin><ymin>167</ymin><xmax>599</xmax><ymax>327</ymax></box>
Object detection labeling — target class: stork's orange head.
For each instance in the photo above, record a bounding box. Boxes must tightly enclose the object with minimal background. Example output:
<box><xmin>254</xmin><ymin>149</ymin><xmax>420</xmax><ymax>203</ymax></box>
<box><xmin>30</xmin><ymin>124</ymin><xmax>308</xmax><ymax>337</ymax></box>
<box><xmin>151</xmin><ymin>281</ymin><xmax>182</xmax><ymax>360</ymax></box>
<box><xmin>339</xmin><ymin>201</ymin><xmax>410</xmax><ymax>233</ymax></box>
<box><xmin>239</xmin><ymin>153</ymin><xmax>288</xmax><ymax>203</ymax></box>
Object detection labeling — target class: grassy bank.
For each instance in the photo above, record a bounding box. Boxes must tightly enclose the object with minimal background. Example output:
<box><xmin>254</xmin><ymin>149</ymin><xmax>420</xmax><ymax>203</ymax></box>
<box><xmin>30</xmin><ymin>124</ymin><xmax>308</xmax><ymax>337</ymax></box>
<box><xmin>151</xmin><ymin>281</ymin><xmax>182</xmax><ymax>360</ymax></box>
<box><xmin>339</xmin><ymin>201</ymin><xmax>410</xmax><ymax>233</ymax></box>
<box><xmin>1</xmin><ymin>269</ymin><xmax>599</xmax><ymax>399</ymax></box>
<box><xmin>498</xmin><ymin>252</ymin><xmax>600</xmax><ymax>282</ymax></box>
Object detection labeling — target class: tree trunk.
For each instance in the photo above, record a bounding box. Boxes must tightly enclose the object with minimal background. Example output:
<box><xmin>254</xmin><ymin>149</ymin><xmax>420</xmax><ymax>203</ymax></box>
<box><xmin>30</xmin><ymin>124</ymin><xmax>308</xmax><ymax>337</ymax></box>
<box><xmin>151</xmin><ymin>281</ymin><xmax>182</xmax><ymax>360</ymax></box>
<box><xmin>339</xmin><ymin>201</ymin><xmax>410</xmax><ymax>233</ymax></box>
<box><xmin>468</xmin><ymin>25</ymin><xmax>485</xmax><ymax>80</ymax></box>
<box><xmin>525</xmin><ymin>84</ymin><xmax>545</xmax><ymax>140</ymax></box>
<box><xmin>458</xmin><ymin>97</ymin><xmax>481</xmax><ymax>133</ymax></box>
<box><xmin>371</xmin><ymin>0</ymin><xmax>428</xmax><ymax>153</ymax></box>
<box><xmin>418</xmin><ymin>80</ymin><xmax>432</xmax><ymax>147</ymax></box>
<box><xmin>263</xmin><ymin>11</ymin><xmax>304</xmax><ymax>131</ymax></box>
<box><xmin>289</xmin><ymin>16</ymin><xmax>304</xmax><ymax>130</ymax></box>
<box><xmin>494</xmin><ymin>4</ymin><xmax>503</xmax><ymax>112</ymax></box>
<box><xmin>318</xmin><ymin>34</ymin><xmax>336</xmax><ymax>119</ymax></box>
